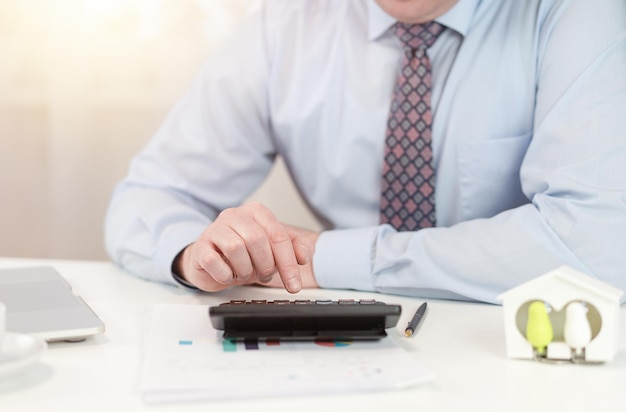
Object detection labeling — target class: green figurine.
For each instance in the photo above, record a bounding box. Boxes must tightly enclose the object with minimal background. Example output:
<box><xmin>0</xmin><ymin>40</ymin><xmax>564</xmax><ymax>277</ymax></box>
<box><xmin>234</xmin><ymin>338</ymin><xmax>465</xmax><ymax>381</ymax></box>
<box><xmin>526</xmin><ymin>301</ymin><xmax>554</xmax><ymax>357</ymax></box>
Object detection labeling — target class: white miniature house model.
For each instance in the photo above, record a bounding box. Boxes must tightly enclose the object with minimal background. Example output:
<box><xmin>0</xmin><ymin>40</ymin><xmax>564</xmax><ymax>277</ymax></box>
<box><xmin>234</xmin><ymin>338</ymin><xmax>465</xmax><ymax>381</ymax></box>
<box><xmin>498</xmin><ymin>266</ymin><xmax>623</xmax><ymax>363</ymax></box>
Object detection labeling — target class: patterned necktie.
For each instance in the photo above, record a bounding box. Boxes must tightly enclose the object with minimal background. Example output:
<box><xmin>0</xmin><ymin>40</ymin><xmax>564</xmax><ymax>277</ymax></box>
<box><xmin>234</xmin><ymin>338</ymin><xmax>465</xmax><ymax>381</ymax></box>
<box><xmin>380</xmin><ymin>22</ymin><xmax>444</xmax><ymax>231</ymax></box>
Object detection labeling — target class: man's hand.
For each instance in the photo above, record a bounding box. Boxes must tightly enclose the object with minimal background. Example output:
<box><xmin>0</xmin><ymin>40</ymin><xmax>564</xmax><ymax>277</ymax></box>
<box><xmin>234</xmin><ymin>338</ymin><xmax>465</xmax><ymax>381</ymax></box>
<box><xmin>173</xmin><ymin>202</ymin><xmax>319</xmax><ymax>293</ymax></box>
<box><xmin>259</xmin><ymin>224</ymin><xmax>319</xmax><ymax>290</ymax></box>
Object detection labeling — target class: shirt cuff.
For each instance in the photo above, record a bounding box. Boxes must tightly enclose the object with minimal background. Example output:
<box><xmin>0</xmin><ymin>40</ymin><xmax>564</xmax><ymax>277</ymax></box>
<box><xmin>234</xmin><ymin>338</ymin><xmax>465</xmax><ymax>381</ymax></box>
<box><xmin>172</xmin><ymin>272</ymin><xmax>200</xmax><ymax>290</ymax></box>
<box><xmin>154</xmin><ymin>222</ymin><xmax>207</xmax><ymax>287</ymax></box>
<box><xmin>313</xmin><ymin>226</ymin><xmax>378</xmax><ymax>292</ymax></box>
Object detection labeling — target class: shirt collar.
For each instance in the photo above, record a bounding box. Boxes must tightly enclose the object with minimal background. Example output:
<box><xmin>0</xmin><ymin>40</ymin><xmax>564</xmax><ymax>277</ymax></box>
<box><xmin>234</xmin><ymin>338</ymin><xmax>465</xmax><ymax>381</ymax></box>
<box><xmin>367</xmin><ymin>0</ymin><xmax>481</xmax><ymax>41</ymax></box>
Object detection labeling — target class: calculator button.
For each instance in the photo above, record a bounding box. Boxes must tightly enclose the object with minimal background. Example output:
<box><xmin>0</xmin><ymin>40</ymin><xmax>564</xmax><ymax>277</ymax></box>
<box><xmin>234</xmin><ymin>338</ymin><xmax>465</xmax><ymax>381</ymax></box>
<box><xmin>251</xmin><ymin>300</ymin><xmax>267</xmax><ymax>304</ymax></box>
<box><xmin>338</xmin><ymin>299</ymin><xmax>357</xmax><ymax>304</ymax></box>
<box><xmin>271</xmin><ymin>300</ymin><xmax>290</xmax><ymax>304</ymax></box>
<box><xmin>315</xmin><ymin>299</ymin><xmax>333</xmax><ymax>305</ymax></box>
<box><xmin>359</xmin><ymin>299</ymin><xmax>377</xmax><ymax>304</ymax></box>
<box><xmin>294</xmin><ymin>299</ymin><xmax>313</xmax><ymax>304</ymax></box>
<box><xmin>229</xmin><ymin>300</ymin><xmax>246</xmax><ymax>304</ymax></box>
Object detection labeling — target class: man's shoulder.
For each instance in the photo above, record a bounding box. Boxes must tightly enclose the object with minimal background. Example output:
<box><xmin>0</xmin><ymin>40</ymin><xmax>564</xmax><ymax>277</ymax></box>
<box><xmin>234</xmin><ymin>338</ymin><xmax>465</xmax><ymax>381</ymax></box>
<box><xmin>263</xmin><ymin>0</ymin><xmax>367</xmax><ymax>18</ymax></box>
<box><xmin>260</xmin><ymin>0</ymin><xmax>369</xmax><ymax>36</ymax></box>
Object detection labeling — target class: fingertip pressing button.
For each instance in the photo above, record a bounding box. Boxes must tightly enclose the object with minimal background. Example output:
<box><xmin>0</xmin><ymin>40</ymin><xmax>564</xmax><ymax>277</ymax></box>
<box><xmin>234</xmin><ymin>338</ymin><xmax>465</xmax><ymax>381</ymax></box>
<box><xmin>286</xmin><ymin>278</ymin><xmax>302</xmax><ymax>293</ymax></box>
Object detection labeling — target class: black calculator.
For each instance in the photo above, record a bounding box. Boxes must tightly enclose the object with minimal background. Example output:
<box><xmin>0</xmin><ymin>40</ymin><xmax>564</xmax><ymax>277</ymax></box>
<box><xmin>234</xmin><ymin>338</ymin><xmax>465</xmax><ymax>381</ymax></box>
<box><xmin>209</xmin><ymin>299</ymin><xmax>402</xmax><ymax>341</ymax></box>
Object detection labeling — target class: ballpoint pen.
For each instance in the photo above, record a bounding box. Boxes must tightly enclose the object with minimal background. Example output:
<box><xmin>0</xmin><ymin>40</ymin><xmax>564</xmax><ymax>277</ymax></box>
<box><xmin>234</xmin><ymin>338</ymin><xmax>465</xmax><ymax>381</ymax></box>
<box><xmin>405</xmin><ymin>302</ymin><xmax>428</xmax><ymax>337</ymax></box>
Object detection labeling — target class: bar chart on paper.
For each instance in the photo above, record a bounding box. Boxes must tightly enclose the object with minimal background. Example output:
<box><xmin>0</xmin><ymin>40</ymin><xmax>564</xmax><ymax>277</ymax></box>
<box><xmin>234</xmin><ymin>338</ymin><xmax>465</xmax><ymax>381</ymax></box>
<box><xmin>176</xmin><ymin>336</ymin><xmax>355</xmax><ymax>351</ymax></box>
<box><xmin>218</xmin><ymin>337</ymin><xmax>354</xmax><ymax>351</ymax></box>
<box><xmin>140</xmin><ymin>304</ymin><xmax>432</xmax><ymax>403</ymax></box>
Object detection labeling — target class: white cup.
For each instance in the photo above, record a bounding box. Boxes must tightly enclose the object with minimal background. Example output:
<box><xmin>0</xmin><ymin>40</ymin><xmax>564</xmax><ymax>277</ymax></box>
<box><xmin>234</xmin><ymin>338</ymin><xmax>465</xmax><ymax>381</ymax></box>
<box><xmin>0</xmin><ymin>302</ymin><xmax>5</xmax><ymax>349</ymax></box>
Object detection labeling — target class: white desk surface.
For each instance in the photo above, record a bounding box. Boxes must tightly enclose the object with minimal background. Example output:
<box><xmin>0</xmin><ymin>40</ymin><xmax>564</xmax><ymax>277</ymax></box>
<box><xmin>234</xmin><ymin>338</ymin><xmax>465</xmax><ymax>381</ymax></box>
<box><xmin>1</xmin><ymin>257</ymin><xmax>625</xmax><ymax>411</ymax></box>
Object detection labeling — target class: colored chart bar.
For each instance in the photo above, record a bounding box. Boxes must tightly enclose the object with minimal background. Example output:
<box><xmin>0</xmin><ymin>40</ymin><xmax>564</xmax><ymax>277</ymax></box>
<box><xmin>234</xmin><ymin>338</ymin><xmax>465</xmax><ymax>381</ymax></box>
<box><xmin>244</xmin><ymin>338</ymin><xmax>259</xmax><ymax>350</ymax></box>
<box><xmin>222</xmin><ymin>338</ymin><xmax>237</xmax><ymax>352</ymax></box>
<box><xmin>314</xmin><ymin>339</ymin><xmax>353</xmax><ymax>347</ymax></box>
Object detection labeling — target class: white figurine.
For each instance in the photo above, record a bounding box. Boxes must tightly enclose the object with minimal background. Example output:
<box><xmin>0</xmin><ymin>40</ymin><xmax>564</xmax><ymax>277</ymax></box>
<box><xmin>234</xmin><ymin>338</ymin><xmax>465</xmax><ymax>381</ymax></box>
<box><xmin>563</xmin><ymin>301</ymin><xmax>592</xmax><ymax>359</ymax></box>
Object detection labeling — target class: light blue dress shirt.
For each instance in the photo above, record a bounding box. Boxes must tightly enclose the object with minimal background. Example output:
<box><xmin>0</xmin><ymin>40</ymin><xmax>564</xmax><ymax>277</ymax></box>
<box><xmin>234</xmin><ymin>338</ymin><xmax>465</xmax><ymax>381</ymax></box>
<box><xmin>105</xmin><ymin>0</ymin><xmax>626</xmax><ymax>303</ymax></box>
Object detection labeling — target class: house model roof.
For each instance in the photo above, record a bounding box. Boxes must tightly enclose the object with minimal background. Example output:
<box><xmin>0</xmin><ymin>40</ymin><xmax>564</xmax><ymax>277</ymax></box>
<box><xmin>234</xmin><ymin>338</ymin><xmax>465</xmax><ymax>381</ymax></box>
<box><xmin>498</xmin><ymin>265</ymin><xmax>623</xmax><ymax>304</ymax></box>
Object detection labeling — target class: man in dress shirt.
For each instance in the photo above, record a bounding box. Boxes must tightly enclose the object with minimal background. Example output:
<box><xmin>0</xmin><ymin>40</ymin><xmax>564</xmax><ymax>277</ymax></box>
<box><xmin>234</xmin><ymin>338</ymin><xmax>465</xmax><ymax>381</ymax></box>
<box><xmin>104</xmin><ymin>0</ymin><xmax>626</xmax><ymax>304</ymax></box>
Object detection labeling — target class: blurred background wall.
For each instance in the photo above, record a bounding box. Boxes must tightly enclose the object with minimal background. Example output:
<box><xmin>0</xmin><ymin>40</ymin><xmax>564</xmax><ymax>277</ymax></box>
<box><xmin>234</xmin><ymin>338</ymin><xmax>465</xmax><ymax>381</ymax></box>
<box><xmin>0</xmin><ymin>0</ymin><xmax>319</xmax><ymax>261</ymax></box>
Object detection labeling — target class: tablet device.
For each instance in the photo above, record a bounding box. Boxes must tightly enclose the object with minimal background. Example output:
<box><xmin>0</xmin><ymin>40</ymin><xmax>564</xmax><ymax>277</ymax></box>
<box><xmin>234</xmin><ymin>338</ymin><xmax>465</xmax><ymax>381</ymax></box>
<box><xmin>0</xmin><ymin>266</ymin><xmax>104</xmax><ymax>342</ymax></box>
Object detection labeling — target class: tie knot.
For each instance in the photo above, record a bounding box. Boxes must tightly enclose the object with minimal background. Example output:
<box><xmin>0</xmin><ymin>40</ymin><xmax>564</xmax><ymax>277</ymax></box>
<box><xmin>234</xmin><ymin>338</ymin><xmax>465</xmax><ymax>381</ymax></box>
<box><xmin>394</xmin><ymin>22</ymin><xmax>444</xmax><ymax>52</ymax></box>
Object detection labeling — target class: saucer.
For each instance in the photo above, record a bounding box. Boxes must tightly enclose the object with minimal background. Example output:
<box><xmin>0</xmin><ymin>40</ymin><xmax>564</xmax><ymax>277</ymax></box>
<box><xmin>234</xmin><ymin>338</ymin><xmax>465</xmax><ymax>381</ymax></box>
<box><xmin>0</xmin><ymin>333</ymin><xmax>47</xmax><ymax>378</ymax></box>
